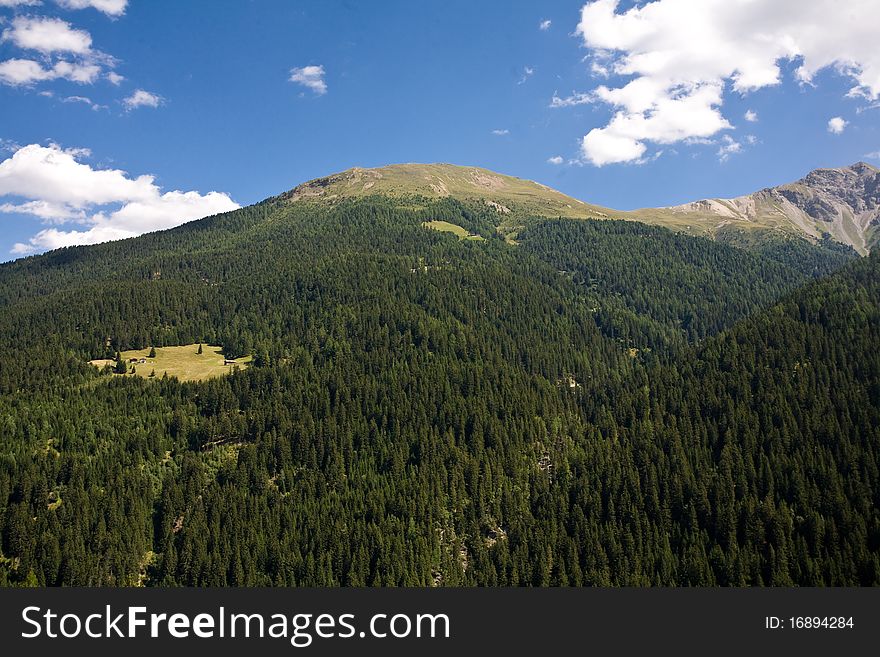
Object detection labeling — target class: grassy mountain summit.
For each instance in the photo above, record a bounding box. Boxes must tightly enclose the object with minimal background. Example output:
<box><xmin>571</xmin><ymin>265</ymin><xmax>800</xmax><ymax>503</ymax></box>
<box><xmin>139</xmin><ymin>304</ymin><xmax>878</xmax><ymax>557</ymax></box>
<box><xmin>279</xmin><ymin>162</ymin><xmax>612</xmax><ymax>222</ymax></box>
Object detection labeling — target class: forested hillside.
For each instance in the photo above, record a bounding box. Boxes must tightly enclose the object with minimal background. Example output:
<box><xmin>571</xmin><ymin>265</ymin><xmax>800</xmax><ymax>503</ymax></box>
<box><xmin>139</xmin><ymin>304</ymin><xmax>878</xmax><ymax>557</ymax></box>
<box><xmin>0</xmin><ymin>195</ymin><xmax>876</xmax><ymax>586</ymax></box>
<box><xmin>518</xmin><ymin>219</ymin><xmax>854</xmax><ymax>348</ymax></box>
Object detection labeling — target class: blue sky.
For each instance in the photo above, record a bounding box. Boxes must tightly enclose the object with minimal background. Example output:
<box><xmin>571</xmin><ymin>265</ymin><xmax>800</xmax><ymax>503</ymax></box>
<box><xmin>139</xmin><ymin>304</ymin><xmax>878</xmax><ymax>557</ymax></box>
<box><xmin>1</xmin><ymin>0</ymin><xmax>879</xmax><ymax>259</ymax></box>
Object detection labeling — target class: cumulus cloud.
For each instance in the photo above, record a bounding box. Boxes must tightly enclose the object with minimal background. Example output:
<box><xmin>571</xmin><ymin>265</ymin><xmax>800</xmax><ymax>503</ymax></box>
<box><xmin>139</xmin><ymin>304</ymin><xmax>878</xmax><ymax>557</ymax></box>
<box><xmin>574</xmin><ymin>0</ymin><xmax>880</xmax><ymax>165</ymax></box>
<box><xmin>0</xmin><ymin>58</ymin><xmax>101</xmax><ymax>85</ymax></box>
<box><xmin>123</xmin><ymin>89</ymin><xmax>162</xmax><ymax>110</ymax></box>
<box><xmin>827</xmin><ymin>116</ymin><xmax>847</xmax><ymax>134</ymax></box>
<box><xmin>491</xmin><ymin>128</ymin><xmax>509</xmax><ymax>136</ymax></box>
<box><xmin>0</xmin><ymin>143</ymin><xmax>239</xmax><ymax>254</ymax></box>
<box><xmin>106</xmin><ymin>70</ymin><xmax>124</xmax><ymax>85</ymax></box>
<box><xmin>582</xmin><ymin>81</ymin><xmax>730</xmax><ymax>165</ymax></box>
<box><xmin>547</xmin><ymin>156</ymin><xmax>564</xmax><ymax>165</ymax></box>
<box><xmin>0</xmin><ymin>200</ymin><xmax>85</xmax><ymax>222</ymax></box>
<box><xmin>744</xmin><ymin>109</ymin><xmax>758</xmax><ymax>122</ymax></box>
<box><xmin>289</xmin><ymin>65</ymin><xmax>327</xmax><ymax>95</ymax></box>
<box><xmin>55</xmin><ymin>0</ymin><xmax>128</xmax><ymax>16</ymax></box>
<box><xmin>2</xmin><ymin>16</ymin><xmax>92</xmax><ymax>54</ymax></box>
<box><xmin>0</xmin><ymin>0</ymin><xmax>42</xmax><ymax>6</ymax></box>
<box><xmin>0</xmin><ymin>16</ymin><xmax>118</xmax><ymax>88</ymax></box>
<box><xmin>1</xmin><ymin>144</ymin><xmax>157</xmax><ymax>208</ymax></box>
<box><xmin>539</xmin><ymin>19</ymin><xmax>552</xmax><ymax>31</ymax></box>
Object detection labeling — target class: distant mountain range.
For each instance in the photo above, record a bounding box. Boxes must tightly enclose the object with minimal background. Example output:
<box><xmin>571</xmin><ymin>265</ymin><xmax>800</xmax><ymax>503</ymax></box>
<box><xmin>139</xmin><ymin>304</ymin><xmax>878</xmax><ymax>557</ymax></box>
<box><xmin>280</xmin><ymin>161</ymin><xmax>878</xmax><ymax>253</ymax></box>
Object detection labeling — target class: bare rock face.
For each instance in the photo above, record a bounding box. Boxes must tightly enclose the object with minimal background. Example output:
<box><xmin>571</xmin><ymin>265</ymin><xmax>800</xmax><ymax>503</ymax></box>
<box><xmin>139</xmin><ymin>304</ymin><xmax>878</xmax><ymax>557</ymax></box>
<box><xmin>776</xmin><ymin>188</ymin><xmax>838</xmax><ymax>222</ymax></box>
<box><xmin>667</xmin><ymin>162</ymin><xmax>880</xmax><ymax>253</ymax></box>
<box><xmin>796</xmin><ymin>164</ymin><xmax>880</xmax><ymax>213</ymax></box>
<box><xmin>774</xmin><ymin>164</ymin><xmax>880</xmax><ymax>247</ymax></box>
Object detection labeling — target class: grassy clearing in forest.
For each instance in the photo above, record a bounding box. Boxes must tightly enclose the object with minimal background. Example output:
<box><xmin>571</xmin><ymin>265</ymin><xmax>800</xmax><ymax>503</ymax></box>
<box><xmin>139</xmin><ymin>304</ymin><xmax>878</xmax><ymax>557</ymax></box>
<box><xmin>89</xmin><ymin>344</ymin><xmax>251</xmax><ymax>382</ymax></box>
<box><xmin>423</xmin><ymin>220</ymin><xmax>485</xmax><ymax>240</ymax></box>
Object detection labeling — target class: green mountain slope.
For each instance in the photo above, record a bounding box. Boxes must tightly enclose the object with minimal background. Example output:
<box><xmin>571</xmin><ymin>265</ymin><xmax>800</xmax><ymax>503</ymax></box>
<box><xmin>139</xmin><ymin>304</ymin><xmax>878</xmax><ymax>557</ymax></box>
<box><xmin>0</xmin><ymin>189</ymin><xmax>876</xmax><ymax>587</ymax></box>
<box><xmin>518</xmin><ymin>218</ymin><xmax>854</xmax><ymax>348</ymax></box>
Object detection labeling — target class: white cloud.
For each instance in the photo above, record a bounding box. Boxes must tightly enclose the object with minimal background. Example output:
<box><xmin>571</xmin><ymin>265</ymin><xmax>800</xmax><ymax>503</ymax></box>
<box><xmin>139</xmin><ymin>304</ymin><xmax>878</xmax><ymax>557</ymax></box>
<box><xmin>539</xmin><ymin>19</ymin><xmax>552</xmax><ymax>31</ymax></box>
<box><xmin>0</xmin><ymin>200</ymin><xmax>85</xmax><ymax>222</ymax></box>
<box><xmin>0</xmin><ymin>0</ymin><xmax>42</xmax><ymax>7</ymax></box>
<box><xmin>716</xmin><ymin>135</ymin><xmax>742</xmax><ymax>162</ymax></box>
<box><xmin>865</xmin><ymin>150</ymin><xmax>880</xmax><ymax>160</ymax></box>
<box><xmin>2</xmin><ymin>16</ymin><xmax>92</xmax><ymax>54</ymax></box>
<box><xmin>0</xmin><ymin>58</ymin><xmax>101</xmax><ymax>85</ymax></box>
<box><xmin>682</xmin><ymin>137</ymin><xmax>715</xmax><ymax>146</ymax></box>
<box><xmin>517</xmin><ymin>66</ymin><xmax>535</xmax><ymax>85</ymax></box>
<box><xmin>0</xmin><ymin>138</ymin><xmax>22</xmax><ymax>153</ymax></box>
<box><xmin>827</xmin><ymin>116</ymin><xmax>847</xmax><ymax>134</ymax></box>
<box><xmin>106</xmin><ymin>70</ymin><xmax>123</xmax><ymax>85</ymax></box>
<box><xmin>55</xmin><ymin>0</ymin><xmax>127</xmax><ymax>16</ymax></box>
<box><xmin>1</xmin><ymin>143</ymin><xmax>239</xmax><ymax>254</ymax></box>
<box><xmin>547</xmin><ymin>156</ymin><xmax>564</xmax><ymax>164</ymax></box>
<box><xmin>575</xmin><ymin>0</ymin><xmax>880</xmax><ymax>165</ymax></box>
<box><xmin>491</xmin><ymin>128</ymin><xmax>509</xmax><ymax>136</ymax></box>
<box><xmin>590</xmin><ymin>62</ymin><xmax>610</xmax><ymax>78</ymax></box>
<box><xmin>123</xmin><ymin>88</ymin><xmax>162</xmax><ymax>110</ymax></box>
<box><xmin>0</xmin><ymin>16</ymin><xmax>117</xmax><ymax>88</ymax></box>
<box><xmin>62</xmin><ymin>94</ymin><xmax>103</xmax><ymax>110</ymax></box>
<box><xmin>0</xmin><ymin>143</ymin><xmax>157</xmax><ymax>208</ymax></box>
<box><xmin>744</xmin><ymin>109</ymin><xmax>758</xmax><ymax>122</ymax></box>
<box><xmin>581</xmin><ymin>81</ymin><xmax>730</xmax><ymax>166</ymax></box>
<box><xmin>582</xmin><ymin>128</ymin><xmax>648</xmax><ymax>166</ymax></box>
<box><xmin>550</xmin><ymin>91</ymin><xmax>592</xmax><ymax>108</ymax></box>
<box><xmin>289</xmin><ymin>65</ymin><xmax>327</xmax><ymax>95</ymax></box>
<box><xmin>0</xmin><ymin>59</ymin><xmax>52</xmax><ymax>85</ymax></box>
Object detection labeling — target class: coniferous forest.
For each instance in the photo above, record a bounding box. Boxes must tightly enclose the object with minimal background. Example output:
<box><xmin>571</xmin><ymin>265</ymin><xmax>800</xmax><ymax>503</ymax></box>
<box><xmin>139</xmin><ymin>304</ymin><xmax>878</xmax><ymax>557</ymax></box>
<box><xmin>0</xmin><ymin>196</ymin><xmax>877</xmax><ymax>586</ymax></box>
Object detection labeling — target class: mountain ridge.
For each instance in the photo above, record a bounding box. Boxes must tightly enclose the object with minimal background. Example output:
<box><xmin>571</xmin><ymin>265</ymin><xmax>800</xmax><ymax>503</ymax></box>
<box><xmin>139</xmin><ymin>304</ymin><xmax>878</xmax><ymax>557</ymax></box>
<box><xmin>636</xmin><ymin>162</ymin><xmax>880</xmax><ymax>254</ymax></box>
<box><xmin>272</xmin><ymin>161</ymin><xmax>876</xmax><ymax>254</ymax></box>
